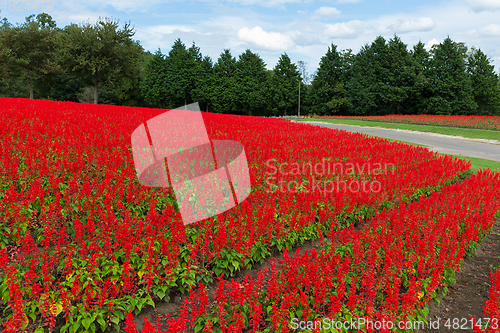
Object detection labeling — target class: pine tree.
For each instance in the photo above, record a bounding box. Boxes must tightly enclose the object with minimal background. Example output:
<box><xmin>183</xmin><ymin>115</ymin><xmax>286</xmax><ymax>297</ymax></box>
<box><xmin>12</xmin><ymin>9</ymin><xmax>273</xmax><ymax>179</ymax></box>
<box><xmin>385</xmin><ymin>35</ymin><xmax>416</xmax><ymax>114</ymax></box>
<box><xmin>165</xmin><ymin>39</ymin><xmax>203</xmax><ymax>108</ymax></box>
<box><xmin>308</xmin><ymin>44</ymin><xmax>348</xmax><ymax>115</ymax></box>
<box><xmin>346</xmin><ymin>37</ymin><xmax>388</xmax><ymax>115</ymax></box>
<box><xmin>192</xmin><ymin>55</ymin><xmax>213</xmax><ymax>112</ymax></box>
<box><xmin>235</xmin><ymin>49</ymin><xmax>269</xmax><ymax>116</ymax></box>
<box><xmin>426</xmin><ymin>37</ymin><xmax>477</xmax><ymax>115</ymax></box>
<box><xmin>141</xmin><ymin>49</ymin><xmax>168</xmax><ymax>108</ymax></box>
<box><xmin>270</xmin><ymin>53</ymin><xmax>300</xmax><ymax>116</ymax></box>
<box><xmin>467</xmin><ymin>47</ymin><xmax>500</xmax><ymax>115</ymax></box>
<box><xmin>187</xmin><ymin>43</ymin><xmax>212</xmax><ymax>112</ymax></box>
<box><xmin>409</xmin><ymin>41</ymin><xmax>432</xmax><ymax>114</ymax></box>
<box><xmin>210</xmin><ymin>49</ymin><xmax>237</xmax><ymax>113</ymax></box>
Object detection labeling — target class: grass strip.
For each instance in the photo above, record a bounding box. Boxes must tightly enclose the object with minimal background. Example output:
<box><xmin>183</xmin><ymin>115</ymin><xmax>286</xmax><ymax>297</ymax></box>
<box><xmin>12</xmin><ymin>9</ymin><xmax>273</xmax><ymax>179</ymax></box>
<box><xmin>378</xmin><ymin>137</ymin><xmax>500</xmax><ymax>173</ymax></box>
<box><xmin>301</xmin><ymin>117</ymin><xmax>500</xmax><ymax>142</ymax></box>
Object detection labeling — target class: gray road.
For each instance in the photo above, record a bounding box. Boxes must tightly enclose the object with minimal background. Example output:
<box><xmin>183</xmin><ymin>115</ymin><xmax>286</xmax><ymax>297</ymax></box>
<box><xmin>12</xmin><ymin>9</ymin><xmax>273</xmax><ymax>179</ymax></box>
<box><xmin>303</xmin><ymin>122</ymin><xmax>500</xmax><ymax>162</ymax></box>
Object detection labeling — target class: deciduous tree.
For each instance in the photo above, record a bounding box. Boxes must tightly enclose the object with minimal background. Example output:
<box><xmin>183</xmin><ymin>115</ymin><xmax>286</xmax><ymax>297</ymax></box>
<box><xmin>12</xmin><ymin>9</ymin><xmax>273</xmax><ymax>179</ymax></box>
<box><xmin>60</xmin><ymin>17</ymin><xmax>141</xmax><ymax>104</ymax></box>
<box><xmin>0</xmin><ymin>13</ymin><xmax>60</xmax><ymax>99</ymax></box>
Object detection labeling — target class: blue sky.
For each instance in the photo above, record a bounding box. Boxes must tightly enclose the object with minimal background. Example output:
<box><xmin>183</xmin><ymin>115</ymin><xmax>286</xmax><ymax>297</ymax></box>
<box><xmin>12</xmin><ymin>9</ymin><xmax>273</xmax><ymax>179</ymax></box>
<box><xmin>2</xmin><ymin>0</ymin><xmax>500</xmax><ymax>77</ymax></box>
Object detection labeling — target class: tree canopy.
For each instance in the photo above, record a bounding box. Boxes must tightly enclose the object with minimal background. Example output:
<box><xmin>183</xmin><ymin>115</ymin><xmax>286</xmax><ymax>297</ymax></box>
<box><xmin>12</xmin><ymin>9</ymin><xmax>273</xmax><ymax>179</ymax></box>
<box><xmin>59</xmin><ymin>17</ymin><xmax>142</xmax><ymax>104</ymax></box>
<box><xmin>1</xmin><ymin>14</ymin><xmax>499</xmax><ymax>116</ymax></box>
<box><xmin>0</xmin><ymin>13</ymin><xmax>60</xmax><ymax>99</ymax></box>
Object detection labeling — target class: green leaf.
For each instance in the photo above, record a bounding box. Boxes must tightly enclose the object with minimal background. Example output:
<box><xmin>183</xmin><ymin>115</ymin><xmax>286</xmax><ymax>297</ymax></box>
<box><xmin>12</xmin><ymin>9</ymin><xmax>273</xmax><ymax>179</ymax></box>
<box><xmin>28</xmin><ymin>312</ymin><xmax>36</xmax><ymax>321</ymax></box>
<box><xmin>116</xmin><ymin>311</ymin><xmax>124</xmax><ymax>320</ymax></box>
<box><xmin>82</xmin><ymin>317</ymin><xmax>92</xmax><ymax>330</ymax></box>
<box><xmin>97</xmin><ymin>314</ymin><xmax>107</xmax><ymax>331</ymax></box>
<box><xmin>130</xmin><ymin>298</ymin><xmax>138</xmax><ymax>308</ymax></box>
<box><xmin>73</xmin><ymin>320</ymin><xmax>81</xmax><ymax>332</ymax></box>
<box><xmin>110</xmin><ymin>316</ymin><xmax>120</xmax><ymax>325</ymax></box>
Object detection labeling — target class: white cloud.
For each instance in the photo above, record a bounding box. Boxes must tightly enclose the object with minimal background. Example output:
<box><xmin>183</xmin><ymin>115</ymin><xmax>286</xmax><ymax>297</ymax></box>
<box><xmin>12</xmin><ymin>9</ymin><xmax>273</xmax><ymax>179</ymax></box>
<box><xmin>314</xmin><ymin>6</ymin><xmax>341</xmax><ymax>17</ymax></box>
<box><xmin>425</xmin><ymin>38</ymin><xmax>440</xmax><ymax>50</ymax></box>
<box><xmin>466</xmin><ymin>0</ymin><xmax>500</xmax><ymax>12</ymax></box>
<box><xmin>133</xmin><ymin>25</ymin><xmax>199</xmax><ymax>52</ymax></box>
<box><xmin>387</xmin><ymin>17</ymin><xmax>436</xmax><ymax>33</ymax></box>
<box><xmin>324</xmin><ymin>20</ymin><xmax>371</xmax><ymax>38</ymax></box>
<box><xmin>224</xmin><ymin>0</ymin><xmax>303</xmax><ymax>7</ymax></box>
<box><xmin>237</xmin><ymin>26</ymin><xmax>295</xmax><ymax>51</ymax></box>
<box><xmin>287</xmin><ymin>31</ymin><xmax>321</xmax><ymax>46</ymax></box>
<box><xmin>478</xmin><ymin>23</ymin><xmax>500</xmax><ymax>36</ymax></box>
<box><xmin>95</xmin><ymin>0</ymin><xmax>160</xmax><ymax>12</ymax></box>
<box><xmin>144</xmin><ymin>25</ymin><xmax>197</xmax><ymax>35</ymax></box>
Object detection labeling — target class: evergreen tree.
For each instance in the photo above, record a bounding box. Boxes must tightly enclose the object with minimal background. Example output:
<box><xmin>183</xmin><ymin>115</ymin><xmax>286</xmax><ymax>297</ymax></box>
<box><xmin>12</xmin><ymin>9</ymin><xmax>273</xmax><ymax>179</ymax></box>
<box><xmin>210</xmin><ymin>49</ymin><xmax>237</xmax><ymax>113</ymax></box>
<box><xmin>385</xmin><ymin>35</ymin><xmax>416</xmax><ymax>114</ymax></box>
<box><xmin>346</xmin><ymin>38</ymin><xmax>384</xmax><ymax>115</ymax></box>
<box><xmin>270</xmin><ymin>53</ymin><xmax>300</xmax><ymax>116</ymax></box>
<box><xmin>308</xmin><ymin>44</ymin><xmax>347</xmax><ymax>115</ymax></box>
<box><xmin>409</xmin><ymin>41</ymin><xmax>432</xmax><ymax>114</ymax></box>
<box><xmin>368</xmin><ymin>35</ymin><xmax>396</xmax><ymax>115</ymax></box>
<box><xmin>141</xmin><ymin>49</ymin><xmax>168</xmax><ymax>108</ymax></box>
<box><xmin>192</xmin><ymin>55</ymin><xmax>213</xmax><ymax>112</ymax></box>
<box><xmin>164</xmin><ymin>39</ymin><xmax>203</xmax><ymax>108</ymax></box>
<box><xmin>467</xmin><ymin>47</ymin><xmax>500</xmax><ymax>115</ymax></box>
<box><xmin>235</xmin><ymin>49</ymin><xmax>269</xmax><ymax>116</ymax></box>
<box><xmin>426</xmin><ymin>37</ymin><xmax>477</xmax><ymax>115</ymax></box>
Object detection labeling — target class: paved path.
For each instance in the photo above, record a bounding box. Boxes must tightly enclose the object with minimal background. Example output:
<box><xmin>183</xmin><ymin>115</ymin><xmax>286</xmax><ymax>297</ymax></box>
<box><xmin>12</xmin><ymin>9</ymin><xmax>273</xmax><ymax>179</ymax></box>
<box><xmin>302</xmin><ymin>122</ymin><xmax>500</xmax><ymax>162</ymax></box>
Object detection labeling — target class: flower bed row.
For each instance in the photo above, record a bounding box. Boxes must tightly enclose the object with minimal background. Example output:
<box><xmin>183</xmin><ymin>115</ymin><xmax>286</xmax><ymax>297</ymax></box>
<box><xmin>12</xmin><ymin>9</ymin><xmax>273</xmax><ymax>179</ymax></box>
<box><xmin>122</xmin><ymin>170</ymin><xmax>500</xmax><ymax>333</ymax></box>
<box><xmin>0</xmin><ymin>98</ymin><xmax>471</xmax><ymax>332</ymax></box>
<box><xmin>474</xmin><ymin>268</ymin><xmax>500</xmax><ymax>332</ymax></box>
<box><xmin>318</xmin><ymin>115</ymin><xmax>500</xmax><ymax>130</ymax></box>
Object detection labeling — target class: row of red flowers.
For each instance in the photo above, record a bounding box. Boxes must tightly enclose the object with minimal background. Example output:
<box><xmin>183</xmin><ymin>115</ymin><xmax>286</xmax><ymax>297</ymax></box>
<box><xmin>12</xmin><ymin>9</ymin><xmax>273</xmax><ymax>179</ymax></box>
<box><xmin>318</xmin><ymin>114</ymin><xmax>500</xmax><ymax>130</ymax></box>
<box><xmin>474</xmin><ymin>268</ymin><xmax>500</xmax><ymax>332</ymax></box>
<box><xmin>125</xmin><ymin>170</ymin><xmax>500</xmax><ymax>332</ymax></box>
<box><xmin>0</xmin><ymin>98</ymin><xmax>473</xmax><ymax>332</ymax></box>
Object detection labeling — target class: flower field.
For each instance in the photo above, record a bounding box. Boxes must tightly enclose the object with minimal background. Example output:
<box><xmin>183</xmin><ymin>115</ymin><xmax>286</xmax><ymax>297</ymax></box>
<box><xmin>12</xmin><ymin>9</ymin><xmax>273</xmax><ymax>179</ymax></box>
<box><xmin>0</xmin><ymin>97</ymin><xmax>499</xmax><ymax>332</ymax></box>
<box><xmin>319</xmin><ymin>115</ymin><xmax>500</xmax><ymax>131</ymax></box>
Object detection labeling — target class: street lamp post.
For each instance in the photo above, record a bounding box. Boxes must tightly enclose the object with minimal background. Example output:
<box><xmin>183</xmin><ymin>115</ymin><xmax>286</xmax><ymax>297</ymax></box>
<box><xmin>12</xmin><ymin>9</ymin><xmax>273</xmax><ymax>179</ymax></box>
<box><xmin>297</xmin><ymin>78</ymin><xmax>301</xmax><ymax>117</ymax></box>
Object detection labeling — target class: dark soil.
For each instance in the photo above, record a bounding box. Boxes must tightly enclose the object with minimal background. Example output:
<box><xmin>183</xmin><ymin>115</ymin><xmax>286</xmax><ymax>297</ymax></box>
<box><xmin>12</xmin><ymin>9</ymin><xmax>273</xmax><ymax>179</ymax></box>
<box><xmin>420</xmin><ymin>218</ymin><xmax>500</xmax><ymax>333</ymax></box>
<box><xmin>122</xmin><ymin>237</ymin><xmax>328</xmax><ymax>332</ymax></box>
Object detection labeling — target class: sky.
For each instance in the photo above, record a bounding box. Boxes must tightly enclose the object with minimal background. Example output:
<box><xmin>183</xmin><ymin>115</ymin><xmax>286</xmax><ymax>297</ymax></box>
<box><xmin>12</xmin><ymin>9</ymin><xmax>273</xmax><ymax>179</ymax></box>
<box><xmin>2</xmin><ymin>0</ymin><xmax>500</xmax><ymax>78</ymax></box>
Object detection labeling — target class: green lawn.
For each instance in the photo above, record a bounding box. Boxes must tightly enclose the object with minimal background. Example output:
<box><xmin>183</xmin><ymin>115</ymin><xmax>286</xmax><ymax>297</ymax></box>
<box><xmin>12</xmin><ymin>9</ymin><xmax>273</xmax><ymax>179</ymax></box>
<box><xmin>445</xmin><ymin>155</ymin><xmax>500</xmax><ymax>173</ymax></box>
<box><xmin>301</xmin><ymin>117</ymin><xmax>500</xmax><ymax>141</ymax></box>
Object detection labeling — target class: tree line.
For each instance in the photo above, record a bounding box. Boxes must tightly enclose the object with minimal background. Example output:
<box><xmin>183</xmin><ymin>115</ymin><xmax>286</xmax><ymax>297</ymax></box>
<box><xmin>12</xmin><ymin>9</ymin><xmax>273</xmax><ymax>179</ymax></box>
<box><xmin>1</xmin><ymin>13</ymin><xmax>499</xmax><ymax>116</ymax></box>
